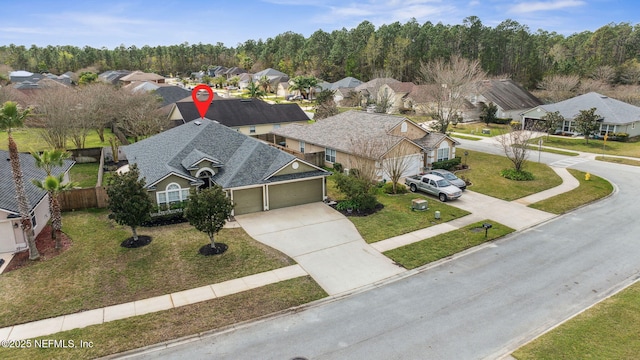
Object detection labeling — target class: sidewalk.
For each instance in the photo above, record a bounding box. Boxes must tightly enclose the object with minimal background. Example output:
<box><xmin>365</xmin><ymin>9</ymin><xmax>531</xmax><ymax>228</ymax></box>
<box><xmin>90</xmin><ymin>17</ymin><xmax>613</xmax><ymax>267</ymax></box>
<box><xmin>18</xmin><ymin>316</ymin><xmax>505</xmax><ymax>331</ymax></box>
<box><xmin>0</xmin><ymin>165</ymin><xmax>581</xmax><ymax>342</ymax></box>
<box><xmin>0</xmin><ymin>265</ymin><xmax>307</xmax><ymax>341</ymax></box>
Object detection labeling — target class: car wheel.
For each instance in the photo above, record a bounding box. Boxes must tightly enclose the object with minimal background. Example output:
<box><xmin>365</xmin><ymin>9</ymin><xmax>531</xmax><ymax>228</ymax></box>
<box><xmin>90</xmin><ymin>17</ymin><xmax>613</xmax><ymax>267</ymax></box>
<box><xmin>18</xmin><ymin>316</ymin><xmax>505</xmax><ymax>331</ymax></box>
<box><xmin>439</xmin><ymin>193</ymin><xmax>447</xmax><ymax>202</ymax></box>
<box><xmin>410</xmin><ymin>184</ymin><xmax>417</xmax><ymax>192</ymax></box>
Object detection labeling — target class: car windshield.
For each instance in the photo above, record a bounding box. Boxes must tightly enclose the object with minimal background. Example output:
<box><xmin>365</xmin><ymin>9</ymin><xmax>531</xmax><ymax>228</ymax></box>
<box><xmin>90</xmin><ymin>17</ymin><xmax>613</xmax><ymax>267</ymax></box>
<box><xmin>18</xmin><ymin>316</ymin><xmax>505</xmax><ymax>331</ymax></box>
<box><xmin>442</xmin><ymin>173</ymin><xmax>457</xmax><ymax>180</ymax></box>
<box><xmin>436</xmin><ymin>179</ymin><xmax>451</xmax><ymax>187</ymax></box>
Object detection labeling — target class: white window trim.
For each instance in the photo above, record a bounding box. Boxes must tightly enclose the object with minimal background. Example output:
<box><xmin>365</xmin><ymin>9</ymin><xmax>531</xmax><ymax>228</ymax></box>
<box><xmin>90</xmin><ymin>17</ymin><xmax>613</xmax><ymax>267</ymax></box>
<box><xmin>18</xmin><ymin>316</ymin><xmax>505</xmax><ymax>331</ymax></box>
<box><xmin>300</xmin><ymin>141</ymin><xmax>305</xmax><ymax>153</ymax></box>
<box><xmin>249</xmin><ymin>125</ymin><xmax>256</xmax><ymax>134</ymax></box>
<box><xmin>436</xmin><ymin>147</ymin><xmax>450</xmax><ymax>162</ymax></box>
<box><xmin>156</xmin><ymin>182</ymin><xmax>190</xmax><ymax>206</ymax></box>
<box><xmin>325</xmin><ymin>148</ymin><xmax>336</xmax><ymax>163</ymax></box>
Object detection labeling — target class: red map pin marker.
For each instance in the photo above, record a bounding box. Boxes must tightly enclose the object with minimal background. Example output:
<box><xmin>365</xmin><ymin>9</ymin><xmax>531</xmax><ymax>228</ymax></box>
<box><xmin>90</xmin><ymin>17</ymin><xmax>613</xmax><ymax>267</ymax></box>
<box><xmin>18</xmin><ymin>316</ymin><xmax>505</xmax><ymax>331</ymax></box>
<box><xmin>191</xmin><ymin>84</ymin><xmax>214</xmax><ymax>119</ymax></box>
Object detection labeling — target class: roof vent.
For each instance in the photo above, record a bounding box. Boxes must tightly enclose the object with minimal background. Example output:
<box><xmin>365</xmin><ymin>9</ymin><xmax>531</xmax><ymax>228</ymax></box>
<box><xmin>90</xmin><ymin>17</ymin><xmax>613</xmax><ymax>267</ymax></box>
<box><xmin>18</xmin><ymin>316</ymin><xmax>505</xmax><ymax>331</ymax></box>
<box><xmin>194</xmin><ymin>120</ymin><xmax>202</xmax><ymax>126</ymax></box>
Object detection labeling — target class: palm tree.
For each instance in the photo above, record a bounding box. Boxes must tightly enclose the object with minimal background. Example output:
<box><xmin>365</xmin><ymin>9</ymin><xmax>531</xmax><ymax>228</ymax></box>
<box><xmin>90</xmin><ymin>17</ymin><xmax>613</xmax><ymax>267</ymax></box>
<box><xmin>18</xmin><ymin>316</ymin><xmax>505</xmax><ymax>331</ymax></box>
<box><xmin>31</xmin><ymin>149</ymin><xmax>73</xmax><ymax>247</ymax></box>
<box><xmin>258</xmin><ymin>75</ymin><xmax>271</xmax><ymax>93</ymax></box>
<box><xmin>0</xmin><ymin>101</ymin><xmax>39</xmax><ymax>260</ymax></box>
<box><xmin>32</xmin><ymin>174</ymin><xmax>74</xmax><ymax>249</ymax></box>
<box><xmin>245</xmin><ymin>81</ymin><xmax>266</xmax><ymax>99</ymax></box>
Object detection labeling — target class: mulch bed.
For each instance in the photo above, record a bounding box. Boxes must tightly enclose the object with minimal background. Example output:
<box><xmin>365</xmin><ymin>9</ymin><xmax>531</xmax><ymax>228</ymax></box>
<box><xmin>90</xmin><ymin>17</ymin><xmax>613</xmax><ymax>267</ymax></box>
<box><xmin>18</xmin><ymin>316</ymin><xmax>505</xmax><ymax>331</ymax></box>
<box><xmin>3</xmin><ymin>225</ymin><xmax>73</xmax><ymax>273</ymax></box>
<box><xmin>199</xmin><ymin>243</ymin><xmax>228</xmax><ymax>256</ymax></box>
<box><xmin>328</xmin><ymin>201</ymin><xmax>384</xmax><ymax>217</ymax></box>
<box><xmin>120</xmin><ymin>235</ymin><xmax>152</xmax><ymax>248</ymax></box>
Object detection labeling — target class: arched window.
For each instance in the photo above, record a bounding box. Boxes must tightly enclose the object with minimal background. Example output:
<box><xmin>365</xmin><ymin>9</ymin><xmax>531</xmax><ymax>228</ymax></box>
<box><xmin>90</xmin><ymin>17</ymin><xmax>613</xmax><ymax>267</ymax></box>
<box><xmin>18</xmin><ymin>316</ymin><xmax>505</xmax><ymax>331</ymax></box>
<box><xmin>197</xmin><ymin>169</ymin><xmax>214</xmax><ymax>189</ymax></box>
<box><xmin>157</xmin><ymin>182</ymin><xmax>190</xmax><ymax>207</ymax></box>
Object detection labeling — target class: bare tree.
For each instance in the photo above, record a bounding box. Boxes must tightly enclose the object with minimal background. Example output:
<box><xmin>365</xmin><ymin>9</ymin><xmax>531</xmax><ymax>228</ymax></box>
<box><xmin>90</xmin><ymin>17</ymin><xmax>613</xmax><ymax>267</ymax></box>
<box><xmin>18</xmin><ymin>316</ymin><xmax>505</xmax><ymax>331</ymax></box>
<box><xmin>496</xmin><ymin>128</ymin><xmax>535</xmax><ymax>173</ymax></box>
<box><xmin>537</xmin><ymin>74</ymin><xmax>579</xmax><ymax>102</ymax></box>
<box><xmin>590</xmin><ymin>65</ymin><xmax>616</xmax><ymax>84</ymax></box>
<box><xmin>80</xmin><ymin>83</ymin><xmax>122</xmax><ymax>142</ymax></box>
<box><xmin>382</xmin><ymin>140</ymin><xmax>417</xmax><ymax>194</ymax></box>
<box><xmin>32</xmin><ymin>87</ymin><xmax>76</xmax><ymax>149</ymax></box>
<box><xmin>347</xmin><ymin>137</ymin><xmax>383</xmax><ymax>185</ymax></box>
<box><xmin>116</xmin><ymin>90</ymin><xmax>166</xmax><ymax>142</ymax></box>
<box><xmin>419</xmin><ymin>56</ymin><xmax>486</xmax><ymax>133</ymax></box>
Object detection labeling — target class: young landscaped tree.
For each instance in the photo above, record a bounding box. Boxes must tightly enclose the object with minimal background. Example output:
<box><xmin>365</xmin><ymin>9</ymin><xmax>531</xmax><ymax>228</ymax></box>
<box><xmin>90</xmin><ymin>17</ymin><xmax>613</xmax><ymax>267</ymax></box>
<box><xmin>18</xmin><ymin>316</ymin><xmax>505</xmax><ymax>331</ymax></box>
<box><xmin>574</xmin><ymin>107</ymin><xmax>601</xmax><ymax>144</ymax></box>
<box><xmin>480</xmin><ymin>102</ymin><xmax>498</xmax><ymax>126</ymax></box>
<box><xmin>540</xmin><ymin>111</ymin><xmax>564</xmax><ymax>140</ymax></box>
<box><xmin>496</xmin><ymin>128</ymin><xmax>536</xmax><ymax>181</ymax></box>
<box><xmin>183</xmin><ymin>185</ymin><xmax>233</xmax><ymax>256</ymax></box>
<box><xmin>31</xmin><ymin>149</ymin><xmax>75</xmax><ymax>247</ymax></box>
<box><xmin>106</xmin><ymin>164</ymin><xmax>154</xmax><ymax>248</ymax></box>
<box><xmin>1</xmin><ymin>101</ymin><xmax>40</xmax><ymax>260</ymax></box>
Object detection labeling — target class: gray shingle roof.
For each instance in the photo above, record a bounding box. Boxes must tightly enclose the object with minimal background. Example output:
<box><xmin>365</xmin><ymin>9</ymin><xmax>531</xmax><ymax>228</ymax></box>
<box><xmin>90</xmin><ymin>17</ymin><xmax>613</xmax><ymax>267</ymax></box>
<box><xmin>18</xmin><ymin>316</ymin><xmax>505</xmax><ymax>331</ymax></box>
<box><xmin>272</xmin><ymin>111</ymin><xmax>417</xmax><ymax>157</ymax></box>
<box><xmin>122</xmin><ymin>119</ymin><xmax>326</xmax><ymax>190</ymax></box>
<box><xmin>480</xmin><ymin>79</ymin><xmax>543</xmax><ymax>111</ymax></box>
<box><xmin>174</xmin><ymin>98</ymin><xmax>308</xmax><ymax>126</ymax></box>
<box><xmin>0</xmin><ymin>150</ymin><xmax>74</xmax><ymax>214</ymax></box>
<box><xmin>329</xmin><ymin>77</ymin><xmax>363</xmax><ymax>90</ymax></box>
<box><xmin>540</xmin><ymin>92</ymin><xmax>640</xmax><ymax>125</ymax></box>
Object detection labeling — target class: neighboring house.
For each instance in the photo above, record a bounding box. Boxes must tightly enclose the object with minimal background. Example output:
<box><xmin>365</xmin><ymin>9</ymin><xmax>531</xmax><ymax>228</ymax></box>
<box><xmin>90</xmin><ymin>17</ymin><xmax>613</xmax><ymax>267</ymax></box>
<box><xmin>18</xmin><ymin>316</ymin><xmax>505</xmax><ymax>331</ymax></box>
<box><xmin>521</xmin><ymin>92</ymin><xmax>640</xmax><ymax>137</ymax></box>
<box><xmin>237</xmin><ymin>73</ymin><xmax>253</xmax><ymax>90</ymax></box>
<box><xmin>223</xmin><ymin>67</ymin><xmax>247</xmax><ymax>78</ymax></box>
<box><xmin>168</xmin><ymin>97</ymin><xmax>309</xmax><ymax>139</ymax></box>
<box><xmin>355</xmin><ymin>78</ymin><xmax>401</xmax><ymax>106</ymax></box>
<box><xmin>276</xmin><ymin>82</ymin><xmax>290</xmax><ymax>98</ymax></box>
<box><xmin>333</xmin><ymin>88</ymin><xmax>355</xmax><ymax>106</ymax></box>
<box><xmin>119</xmin><ymin>71</ymin><xmax>166</xmax><ymax>85</ymax></box>
<box><xmin>0</xmin><ymin>150</ymin><xmax>74</xmax><ymax>253</ymax></box>
<box><xmin>9</xmin><ymin>70</ymin><xmax>44</xmax><ymax>84</ymax></box>
<box><xmin>470</xmin><ymin>79</ymin><xmax>543</xmax><ymax>121</ymax></box>
<box><xmin>253</xmin><ymin>68</ymin><xmax>289</xmax><ymax>90</ymax></box>
<box><xmin>98</xmin><ymin>70</ymin><xmax>132</xmax><ymax>84</ymax></box>
<box><xmin>125</xmin><ymin>81</ymin><xmax>191</xmax><ymax>108</ymax></box>
<box><xmin>328</xmin><ymin>77</ymin><xmax>363</xmax><ymax>90</ymax></box>
<box><xmin>378</xmin><ymin>82</ymin><xmax>416</xmax><ymax>113</ymax></box>
<box><xmin>120</xmin><ymin>119</ymin><xmax>329</xmax><ymax>216</ymax></box>
<box><xmin>271</xmin><ymin>111</ymin><xmax>459</xmax><ymax>181</ymax></box>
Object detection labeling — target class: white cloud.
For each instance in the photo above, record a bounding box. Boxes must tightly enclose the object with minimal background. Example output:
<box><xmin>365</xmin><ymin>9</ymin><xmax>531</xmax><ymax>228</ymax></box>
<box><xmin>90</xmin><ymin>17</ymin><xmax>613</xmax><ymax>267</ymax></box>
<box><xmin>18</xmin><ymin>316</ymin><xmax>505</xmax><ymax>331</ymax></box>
<box><xmin>509</xmin><ymin>0</ymin><xmax>586</xmax><ymax>14</ymax></box>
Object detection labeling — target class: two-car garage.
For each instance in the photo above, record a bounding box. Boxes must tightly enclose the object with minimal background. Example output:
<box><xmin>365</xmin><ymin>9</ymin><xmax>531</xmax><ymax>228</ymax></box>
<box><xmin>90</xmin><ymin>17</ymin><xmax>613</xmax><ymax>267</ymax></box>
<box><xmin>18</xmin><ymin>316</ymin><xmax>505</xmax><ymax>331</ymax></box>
<box><xmin>230</xmin><ymin>178</ymin><xmax>325</xmax><ymax>216</ymax></box>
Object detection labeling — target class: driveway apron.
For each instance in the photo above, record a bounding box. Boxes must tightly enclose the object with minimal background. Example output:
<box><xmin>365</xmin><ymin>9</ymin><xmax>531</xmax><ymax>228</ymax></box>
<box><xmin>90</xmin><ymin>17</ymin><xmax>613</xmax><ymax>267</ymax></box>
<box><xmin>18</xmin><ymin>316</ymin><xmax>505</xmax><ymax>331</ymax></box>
<box><xmin>235</xmin><ymin>203</ymin><xmax>404</xmax><ymax>296</ymax></box>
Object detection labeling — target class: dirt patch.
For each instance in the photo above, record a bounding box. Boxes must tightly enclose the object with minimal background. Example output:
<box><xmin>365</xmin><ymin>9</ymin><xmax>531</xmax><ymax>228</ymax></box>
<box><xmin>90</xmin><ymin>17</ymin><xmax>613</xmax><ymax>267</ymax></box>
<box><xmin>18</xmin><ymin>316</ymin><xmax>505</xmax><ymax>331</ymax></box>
<box><xmin>3</xmin><ymin>225</ymin><xmax>73</xmax><ymax>273</ymax></box>
<box><xmin>199</xmin><ymin>243</ymin><xmax>228</xmax><ymax>256</ymax></box>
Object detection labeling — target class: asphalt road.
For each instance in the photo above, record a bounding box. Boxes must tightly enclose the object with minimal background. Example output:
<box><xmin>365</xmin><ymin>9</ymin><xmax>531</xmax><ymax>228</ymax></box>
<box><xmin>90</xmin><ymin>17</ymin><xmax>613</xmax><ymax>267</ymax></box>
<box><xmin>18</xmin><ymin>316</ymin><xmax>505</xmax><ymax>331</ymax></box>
<box><xmin>124</xmin><ymin>140</ymin><xmax>640</xmax><ymax>360</ymax></box>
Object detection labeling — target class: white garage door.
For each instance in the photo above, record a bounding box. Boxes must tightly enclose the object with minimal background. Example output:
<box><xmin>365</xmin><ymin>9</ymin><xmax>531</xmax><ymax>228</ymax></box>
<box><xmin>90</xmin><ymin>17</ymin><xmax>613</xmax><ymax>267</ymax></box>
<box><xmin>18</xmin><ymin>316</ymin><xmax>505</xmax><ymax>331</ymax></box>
<box><xmin>381</xmin><ymin>154</ymin><xmax>423</xmax><ymax>181</ymax></box>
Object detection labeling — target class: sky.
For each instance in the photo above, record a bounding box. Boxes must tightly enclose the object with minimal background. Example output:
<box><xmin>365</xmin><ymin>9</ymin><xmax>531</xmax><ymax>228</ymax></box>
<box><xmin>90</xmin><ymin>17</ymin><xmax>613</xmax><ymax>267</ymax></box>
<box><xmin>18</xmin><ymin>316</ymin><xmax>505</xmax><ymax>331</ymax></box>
<box><xmin>1</xmin><ymin>0</ymin><xmax>638</xmax><ymax>49</ymax></box>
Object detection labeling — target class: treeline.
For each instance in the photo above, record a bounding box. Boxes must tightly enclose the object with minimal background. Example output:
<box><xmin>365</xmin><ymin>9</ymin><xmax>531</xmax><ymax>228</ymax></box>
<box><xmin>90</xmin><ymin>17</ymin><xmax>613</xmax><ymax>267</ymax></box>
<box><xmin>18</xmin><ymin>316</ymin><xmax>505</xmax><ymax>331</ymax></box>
<box><xmin>2</xmin><ymin>17</ymin><xmax>640</xmax><ymax>87</ymax></box>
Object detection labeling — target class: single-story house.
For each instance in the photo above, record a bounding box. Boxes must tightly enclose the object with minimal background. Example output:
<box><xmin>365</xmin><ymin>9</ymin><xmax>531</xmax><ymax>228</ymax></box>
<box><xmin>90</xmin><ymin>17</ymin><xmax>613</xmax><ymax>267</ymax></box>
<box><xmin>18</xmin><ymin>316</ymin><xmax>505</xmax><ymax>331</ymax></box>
<box><xmin>0</xmin><ymin>150</ymin><xmax>74</xmax><ymax>253</ymax></box>
<box><xmin>119</xmin><ymin>71</ymin><xmax>166</xmax><ymax>85</ymax></box>
<box><xmin>168</xmin><ymin>97</ymin><xmax>309</xmax><ymax>140</ymax></box>
<box><xmin>121</xmin><ymin>119</ymin><xmax>329</xmax><ymax>216</ymax></box>
<box><xmin>470</xmin><ymin>79</ymin><xmax>543</xmax><ymax>121</ymax></box>
<box><xmin>271</xmin><ymin>111</ymin><xmax>459</xmax><ymax>181</ymax></box>
<box><xmin>521</xmin><ymin>92</ymin><xmax>640</xmax><ymax>137</ymax></box>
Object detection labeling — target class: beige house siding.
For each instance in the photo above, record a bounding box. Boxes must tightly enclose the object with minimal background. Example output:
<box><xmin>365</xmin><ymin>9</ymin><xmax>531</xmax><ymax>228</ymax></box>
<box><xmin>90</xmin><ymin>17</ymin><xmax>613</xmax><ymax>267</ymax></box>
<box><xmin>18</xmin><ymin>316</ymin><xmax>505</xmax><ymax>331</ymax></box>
<box><xmin>388</xmin><ymin>120</ymin><xmax>427</xmax><ymax>139</ymax></box>
<box><xmin>0</xmin><ymin>195</ymin><xmax>50</xmax><ymax>253</ymax></box>
<box><xmin>273</xmin><ymin>160</ymin><xmax>318</xmax><ymax>176</ymax></box>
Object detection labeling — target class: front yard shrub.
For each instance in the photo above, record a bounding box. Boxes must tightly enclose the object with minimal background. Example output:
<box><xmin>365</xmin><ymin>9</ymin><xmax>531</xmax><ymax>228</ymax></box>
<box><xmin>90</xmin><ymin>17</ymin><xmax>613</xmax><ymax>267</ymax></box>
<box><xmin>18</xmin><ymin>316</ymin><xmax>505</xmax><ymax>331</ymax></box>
<box><xmin>383</xmin><ymin>182</ymin><xmax>407</xmax><ymax>194</ymax></box>
<box><xmin>332</xmin><ymin>162</ymin><xmax>343</xmax><ymax>173</ymax></box>
<box><xmin>432</xmin><ymin>156</ymin><xmax>461</xmax><ymax>170</ymax></box>
<box><xmin>500</xmin><ymin>168</ymin><xmax>535</xmax><ymax>181</ymax></box>
<box><xmin>333</xmin><ymin>172</ymin><xmax>378</xmax><ymax>211</ymax></box>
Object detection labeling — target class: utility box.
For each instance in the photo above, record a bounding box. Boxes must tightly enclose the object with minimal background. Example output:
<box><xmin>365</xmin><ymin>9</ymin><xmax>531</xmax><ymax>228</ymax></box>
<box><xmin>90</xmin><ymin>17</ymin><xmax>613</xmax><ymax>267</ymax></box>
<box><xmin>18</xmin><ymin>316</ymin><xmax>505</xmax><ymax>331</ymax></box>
<box><xmin>411</xmin><ymin>199</ymin><xmax>428</xmax><ymax>211</ymax></box>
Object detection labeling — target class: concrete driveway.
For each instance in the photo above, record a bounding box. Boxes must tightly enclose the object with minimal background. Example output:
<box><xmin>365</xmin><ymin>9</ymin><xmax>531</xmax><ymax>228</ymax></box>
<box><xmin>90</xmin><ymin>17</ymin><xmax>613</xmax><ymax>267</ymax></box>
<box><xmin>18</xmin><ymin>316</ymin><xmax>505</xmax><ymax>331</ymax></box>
<box><xmin>235</xmin><ymin>203</ymin><xmax>404</xmax><ymax>296</ymax></box>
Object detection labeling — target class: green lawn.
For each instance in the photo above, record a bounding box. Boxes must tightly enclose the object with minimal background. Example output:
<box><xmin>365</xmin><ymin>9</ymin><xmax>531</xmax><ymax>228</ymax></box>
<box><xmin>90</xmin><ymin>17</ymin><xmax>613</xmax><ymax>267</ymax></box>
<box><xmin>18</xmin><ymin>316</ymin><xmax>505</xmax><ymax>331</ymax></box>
<box><xmin>0</xmin><ymin>128</ymin><xmax>115</xmax><ymax>151</ymax></box>
<box><xmin>595</xmin><ymin>155</ymin><xmax>640</xmax><ymax>166</ymax></box>
<box><xmin>450</xmin><ymin>122</ymin><xmax>511</xmax><ymax>137</ymax></box>
<box><xmin>0</xmin><ymin>277</ymin><xmax>326</xmax><ymax>360</ymax></box>
<box><xmin>529</xmin><ymin>169</ymin><xmax>613</xmax><ymax>214</ymax></box>
<box><xmin>525</xmin><ymin>144</ymin><xmax>579</xmax><ymax>156</ymax></box>
<box><xmin>350</xmin><ymin>192</ymin><xmax>471</xmax><ymax>243</ymax></box>
<box><xmin>459</xmin><ymin>150</ymin><xmax>563</xmax><ymax>201</ymax></box>
<box><xmin>0</xmin><ymin>209</ymin><xmax>298</xmax><ymax>328</ymax></box>
<box><xmin>68</xmin><ymin>162</ymin><xmax>100</xmax><ymax>188</ymax></box>
<box><xmin>384</xmin><ymin>220</ymin><xmax>515</xmax><ymax>269</ymax></box>
<box><xmin>529</xmin><ymin>135</ymin><xmax>640</xmax><ymax>158</ymax></box>
<box><xmin>451</xmin><ymin>134</ymin><xmax>483</xmax><ymax>141</ymax></box>
<box><xmin>513</xmin><ymin>281</ymin><xmax>640</xmax><ymax>360</ymax></box>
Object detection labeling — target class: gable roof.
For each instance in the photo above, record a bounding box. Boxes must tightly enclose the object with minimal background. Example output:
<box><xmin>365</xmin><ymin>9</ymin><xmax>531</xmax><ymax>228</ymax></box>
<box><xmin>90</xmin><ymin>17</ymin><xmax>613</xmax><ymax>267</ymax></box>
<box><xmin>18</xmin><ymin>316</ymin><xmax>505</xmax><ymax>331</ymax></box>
<box><xmin>174</xmin><ymin>98</ymin><xmax>308</xmax><ymax>126</ymax></box>
<box><xmin>272</xmin><ymin>111</ymin><xmax>425</xmax><ymax>157</ymax></box>
<box><xmin>253</xmin><ymin>68</ymin><xmax>287</xmax><ymax>78</ymax></box>
<box><xmin>120</xmin><ymin>71</ymin><xmax>165</xmax><ymax>82</ymax></box>
<box><xmin>98</xmin><ymin>70</ymin><xmax>131</xmax><ymax>84</ymax></box>
<box><xmin>0</xmin><ymin>150</ymin><xmax>74</xmax><ymax>215</ymax></box>
<box><xmin>122</xmin><ymin>119</ymin><xmax>327</xmax><ymax>189</ymax></box>
<box><xmin>386</xmin><ymin>82</ymin><xmax>415</xmax><ymax>94</ymax></box>
<box><xmin>479</xmin><ymin>79</ymin><xmax>542</xmax><ymax>111</ymax></box>
<box><xmin>538</xmin><ymin>92</ymin><xmax>640</xmax><ymax>125</ymax></box>
<box><xmin>405</xmin><ymin>84</ymin><xmax>439</xmax><ymax>104</ymax></box>
<box><xmin>329</xmin><ymin>77</ymin><xmax>362</xmax><ymax>90</ymax></box>
<box><xmin>355</xmin><ymin>78</ymin><xmax>400</xmax><ymax>92</ymax></box>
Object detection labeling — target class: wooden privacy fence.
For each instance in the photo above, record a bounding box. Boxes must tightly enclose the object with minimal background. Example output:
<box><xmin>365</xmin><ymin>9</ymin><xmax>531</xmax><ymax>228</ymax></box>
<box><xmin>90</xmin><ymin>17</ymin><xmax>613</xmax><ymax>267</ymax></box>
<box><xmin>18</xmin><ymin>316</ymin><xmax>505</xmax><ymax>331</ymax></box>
<box><xmin>59</xmin><ymin>186</ymin><xmax>109</xmax><ymax>211</ymax></box>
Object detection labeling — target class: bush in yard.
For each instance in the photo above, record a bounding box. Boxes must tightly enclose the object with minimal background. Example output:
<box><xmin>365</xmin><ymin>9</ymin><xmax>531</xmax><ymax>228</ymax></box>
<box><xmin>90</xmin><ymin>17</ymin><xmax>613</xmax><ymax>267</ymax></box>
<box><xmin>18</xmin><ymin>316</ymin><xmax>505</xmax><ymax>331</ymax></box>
<box><xmin>183</xmin><ymin>185</ymin><xmax>233</xmax><ymax>256</ymax></box>
<box><xmin>432</xmin><ymin>157</ymin><xmax>461</xmax><ymax>171</ymax></box>
<box><xmin>500</xmin><ymin>168</ymin><xmax>535</xmax><ymax>181</ymax></box>
<box><xmin>333</xmin><ymin>162</ymin><xmax>343</xmax><ymax>173</ymax></box>
<box><xmin>383</xmin><ymin>182</ymin><xmax>407</xmax><ymax>194</ymax></box>
<box><xmin>333</xmin><ymin>172</ymin><xmax>378</xmax><ymax>211</ymax></box>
